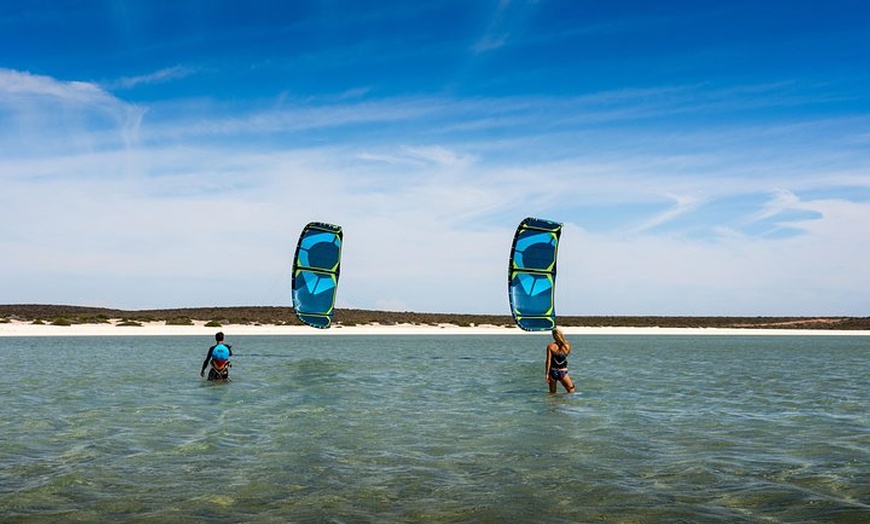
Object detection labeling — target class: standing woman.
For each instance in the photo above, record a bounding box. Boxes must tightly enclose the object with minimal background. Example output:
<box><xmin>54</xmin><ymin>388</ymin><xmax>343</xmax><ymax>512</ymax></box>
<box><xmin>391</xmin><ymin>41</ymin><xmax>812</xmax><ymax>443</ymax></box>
<box><xmin>545</xmin><ymin>328</ymin><xmax>575</xmax><ymax>394</ymax></box>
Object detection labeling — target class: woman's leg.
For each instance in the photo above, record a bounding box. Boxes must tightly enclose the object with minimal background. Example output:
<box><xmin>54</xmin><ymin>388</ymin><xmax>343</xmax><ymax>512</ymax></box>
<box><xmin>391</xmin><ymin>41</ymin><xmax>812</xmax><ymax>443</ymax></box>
<box><xmin>548</xmin><ymin>376</ymin><xmax>558</xmax><ymax>394</ymax></box>
<box><xmin>560</xmin><ymin>374</ymin><xmax>575</xmax><ymax>393</ymax></box>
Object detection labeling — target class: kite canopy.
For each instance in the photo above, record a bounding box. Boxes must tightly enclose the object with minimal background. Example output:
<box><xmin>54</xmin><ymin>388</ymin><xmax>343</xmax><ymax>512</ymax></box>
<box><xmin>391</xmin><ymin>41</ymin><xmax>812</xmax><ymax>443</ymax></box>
<box><xmin>291</xmin><ymin>222</ymin><xmax>343</xmax><ymax>328</ymax></box>
<box><xmin>508</xmin><ymin>217</ymin><xmax>563</xmax><ymax>331</ymax></box>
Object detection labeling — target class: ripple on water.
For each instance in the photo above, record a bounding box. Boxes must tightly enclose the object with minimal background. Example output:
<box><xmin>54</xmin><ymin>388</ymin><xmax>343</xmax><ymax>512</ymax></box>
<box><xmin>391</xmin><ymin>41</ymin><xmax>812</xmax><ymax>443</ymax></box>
<box><xmin>0</xmin><ymin>334</ymin><xmax>868</xmax><ymax>522</ymax></box>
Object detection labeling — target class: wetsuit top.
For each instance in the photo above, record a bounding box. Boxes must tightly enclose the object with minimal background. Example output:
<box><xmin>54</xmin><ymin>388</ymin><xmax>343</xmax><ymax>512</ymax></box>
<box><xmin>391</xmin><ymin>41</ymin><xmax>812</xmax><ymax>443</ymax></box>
<box><xmin>550</xmin><ymin>349</ymin><xmax>568</xmax><ymax>369</ymax></box>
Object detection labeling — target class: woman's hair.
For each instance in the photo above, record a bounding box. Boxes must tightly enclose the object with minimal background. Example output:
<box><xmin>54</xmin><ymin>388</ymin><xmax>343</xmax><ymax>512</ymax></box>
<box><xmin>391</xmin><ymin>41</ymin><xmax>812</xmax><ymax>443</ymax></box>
<box><xmin>551</xmin><ymin>328</ymin><xmax>569</xmax><ymax>352</ymax></box>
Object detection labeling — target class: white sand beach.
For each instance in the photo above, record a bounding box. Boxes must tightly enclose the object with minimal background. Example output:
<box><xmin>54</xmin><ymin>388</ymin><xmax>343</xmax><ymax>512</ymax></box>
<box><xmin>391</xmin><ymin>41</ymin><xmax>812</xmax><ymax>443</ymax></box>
<box><xmin>1</xmin><ymin>320</ymin><xmax>868</xmax><ymax>337</ymax></box>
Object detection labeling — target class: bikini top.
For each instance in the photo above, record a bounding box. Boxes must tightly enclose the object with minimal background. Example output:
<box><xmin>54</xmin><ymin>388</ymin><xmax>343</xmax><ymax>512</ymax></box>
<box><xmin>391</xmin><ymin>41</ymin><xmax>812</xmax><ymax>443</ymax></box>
<box><xmin>550</xmin><ymin>350</ymin><xmax>568</xmax><ymax>368</ymax></box>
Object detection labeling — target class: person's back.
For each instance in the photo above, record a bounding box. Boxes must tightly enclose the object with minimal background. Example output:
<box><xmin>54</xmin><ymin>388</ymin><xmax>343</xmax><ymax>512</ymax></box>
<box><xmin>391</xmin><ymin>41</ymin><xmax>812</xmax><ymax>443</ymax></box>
<box><xmin>201</xmin><ymin>332</ymin><xmax>233</xmax><ymax>381</ymax></box>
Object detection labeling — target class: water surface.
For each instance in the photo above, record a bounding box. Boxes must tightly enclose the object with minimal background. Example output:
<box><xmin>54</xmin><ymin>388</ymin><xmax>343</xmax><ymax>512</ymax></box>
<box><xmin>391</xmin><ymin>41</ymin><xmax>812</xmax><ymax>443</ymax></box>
<box><xmin>1</xmin><ymin>335</ymin><xmax>868</xmax><ymax>522</ymax></box>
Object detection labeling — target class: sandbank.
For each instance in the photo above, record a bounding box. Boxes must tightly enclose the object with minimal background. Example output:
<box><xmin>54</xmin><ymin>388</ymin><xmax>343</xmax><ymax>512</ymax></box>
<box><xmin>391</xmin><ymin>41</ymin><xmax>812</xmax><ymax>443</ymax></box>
<box><xmin>0</xmin><ymin>320</ymin><xmax>868</xmax><ymax>337</ymax></box>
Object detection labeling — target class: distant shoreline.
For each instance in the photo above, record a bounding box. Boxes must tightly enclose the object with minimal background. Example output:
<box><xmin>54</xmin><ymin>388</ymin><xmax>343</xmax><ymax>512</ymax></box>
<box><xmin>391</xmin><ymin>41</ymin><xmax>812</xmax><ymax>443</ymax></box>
<box><xmin>2</xmin><ymin>319</ymin><xmax>869</xmax><ymax>337</ymax></box>
<box><xmin>2</xmin><ymin>304</ymin><xmax>869</xmax><ymax>332</ymax></box>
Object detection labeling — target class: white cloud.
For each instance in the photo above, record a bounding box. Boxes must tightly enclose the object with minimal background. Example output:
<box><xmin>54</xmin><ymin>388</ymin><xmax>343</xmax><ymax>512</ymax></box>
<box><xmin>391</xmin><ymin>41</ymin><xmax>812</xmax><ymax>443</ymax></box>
<box><xmin>2</xmin><ymin>68</ymin><xmax>869</xmax><ymax>314</ymax></box>
<box><xmin>0</xmin><ymin>68</ymin><xmax>115</xmax><ymax>105</ymax></box>
<box><xmin>560</xmin><ymin>217</ymin><xmax>870</xmax><ymax>316</ymax></box>
<box><xmin>0</xmin><ymin>68</ymin><xmax>145</xmax><ymax>156</ymax></box>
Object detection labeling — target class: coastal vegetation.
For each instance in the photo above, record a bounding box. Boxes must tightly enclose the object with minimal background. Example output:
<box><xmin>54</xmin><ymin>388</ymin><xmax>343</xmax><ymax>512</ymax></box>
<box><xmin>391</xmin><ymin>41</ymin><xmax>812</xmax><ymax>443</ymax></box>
<box><xmin>0</xmin><ymin>305</ymin><xmax>868</xmax><ymax>330</ymax></box>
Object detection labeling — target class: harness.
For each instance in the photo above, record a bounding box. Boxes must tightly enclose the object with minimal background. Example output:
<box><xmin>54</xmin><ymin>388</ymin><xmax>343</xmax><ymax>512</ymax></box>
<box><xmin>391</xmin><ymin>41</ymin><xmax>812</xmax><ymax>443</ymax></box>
<box><xmin>209</xmin><ymin>358</ymin><xmax>231</xmax><ymax>380</ymax></box>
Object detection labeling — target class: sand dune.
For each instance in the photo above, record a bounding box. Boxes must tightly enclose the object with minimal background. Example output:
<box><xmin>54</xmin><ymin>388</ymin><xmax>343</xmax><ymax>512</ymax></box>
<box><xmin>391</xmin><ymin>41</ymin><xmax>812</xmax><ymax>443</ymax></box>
<box><xmin>1</xmin><ymin>320</ymin><xmax>868</xmax><ymax>337</ymax></box>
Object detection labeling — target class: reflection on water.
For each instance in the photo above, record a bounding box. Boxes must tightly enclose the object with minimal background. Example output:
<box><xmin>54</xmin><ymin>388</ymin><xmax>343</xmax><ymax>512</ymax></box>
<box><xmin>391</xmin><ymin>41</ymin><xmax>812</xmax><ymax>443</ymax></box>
<box><xmin>1</xmin><ymin>334</ymin><xmax>868</xmax><ymax>522</ymax></box>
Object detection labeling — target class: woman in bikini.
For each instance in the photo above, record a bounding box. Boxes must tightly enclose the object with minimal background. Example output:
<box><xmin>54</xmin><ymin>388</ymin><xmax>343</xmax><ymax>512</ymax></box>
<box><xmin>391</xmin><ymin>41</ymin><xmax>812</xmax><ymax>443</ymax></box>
<box><xmin>545</xmin><ymin>328</ymin><xmax>575</xmax><ymax>394</ymax></box>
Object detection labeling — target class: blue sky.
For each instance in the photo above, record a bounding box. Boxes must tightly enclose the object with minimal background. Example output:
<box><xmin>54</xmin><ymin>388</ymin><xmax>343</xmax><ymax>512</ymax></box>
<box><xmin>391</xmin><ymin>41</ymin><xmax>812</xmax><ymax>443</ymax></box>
<box><xmin>1</xmin><ymin>0</ymin><xmax>869</xmax><ymax>316</ymax></box>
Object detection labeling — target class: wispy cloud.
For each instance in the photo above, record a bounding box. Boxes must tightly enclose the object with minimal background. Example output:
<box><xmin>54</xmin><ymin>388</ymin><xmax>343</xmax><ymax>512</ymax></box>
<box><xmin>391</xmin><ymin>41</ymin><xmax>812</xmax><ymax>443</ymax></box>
<box><xmin>356</xmin><ymin>145</ymin><xmax>475</xmax><ymax>168</ymax></box>
<box><xmin>628</xmin><ymin>194</ymin><xmax>707</xmax><ymax>234</ymax></box>
<box><xmin>472</xmin><ymin>34</ymin><xmax>509</xmax><ymax>54</ymax></box>
<box><xmin>0</xmin><ymin>68</ymin><xmax>119</xmax><ymax>106</ymax></box>
<box><xmin>109</xmin><ymin>66</ymin><xmax>196</xmax><ymax>90</ymax></box>
<box><xmin>747</xmin><ymin>189</ymin><xmax>802</xmax><ymax>223</ymax></box>
<box><xmin>471</xmin><ymin>0</ymin><xmax>538</xmax><ymax>54</ymax></box>
<box><xmin>0</xmin><ymin>68</ymin><xmax>145</xmax><ymax>155</ymax></box>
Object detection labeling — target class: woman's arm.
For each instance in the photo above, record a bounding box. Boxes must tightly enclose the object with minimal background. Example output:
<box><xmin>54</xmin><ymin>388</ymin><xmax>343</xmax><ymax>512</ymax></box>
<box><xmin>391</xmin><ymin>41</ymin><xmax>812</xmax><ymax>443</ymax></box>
<box><xmin>545</xmin><ymin>346</ymin><xmax>552</xmax><ymax>381</ymax></box>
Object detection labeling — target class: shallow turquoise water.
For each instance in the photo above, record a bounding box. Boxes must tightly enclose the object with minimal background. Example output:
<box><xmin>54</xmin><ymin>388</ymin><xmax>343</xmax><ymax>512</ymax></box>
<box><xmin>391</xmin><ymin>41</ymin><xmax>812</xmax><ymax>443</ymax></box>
<box><xmin>1</xmin><ymin>334</ymin><xmax>868</xmax><ymax>522</ymax></box>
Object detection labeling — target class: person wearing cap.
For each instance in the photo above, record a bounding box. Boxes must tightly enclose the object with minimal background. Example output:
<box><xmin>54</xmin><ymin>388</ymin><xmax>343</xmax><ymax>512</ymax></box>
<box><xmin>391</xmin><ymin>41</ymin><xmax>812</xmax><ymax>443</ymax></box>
<box><xmin>200</xmin><ymin>331</ymin><xmax>233</xmax><ymax>380</ymax></box>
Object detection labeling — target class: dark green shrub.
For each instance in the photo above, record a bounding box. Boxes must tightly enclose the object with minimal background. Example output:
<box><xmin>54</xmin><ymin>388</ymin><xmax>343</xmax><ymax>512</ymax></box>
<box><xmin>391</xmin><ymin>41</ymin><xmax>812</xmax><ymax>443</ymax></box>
<box><xmin>165</xmin><ymin>318</ymin><xmax>194</xmax><ymax>326</ymax></box>
<box><xmin>75</xmin><ymin>316</ymin><xmax>109</xmax><ymax>324</ymax></box>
